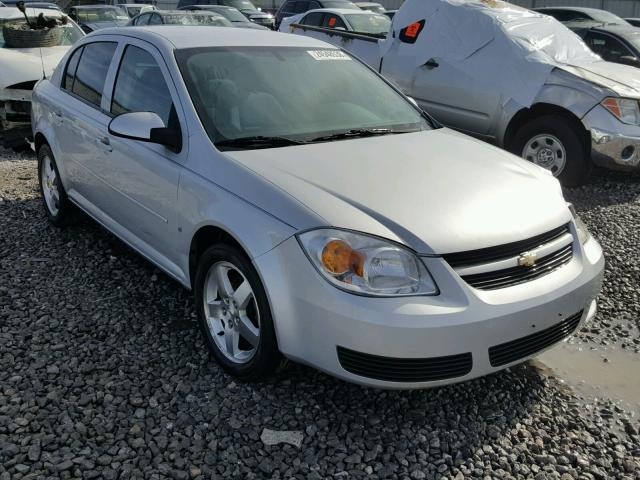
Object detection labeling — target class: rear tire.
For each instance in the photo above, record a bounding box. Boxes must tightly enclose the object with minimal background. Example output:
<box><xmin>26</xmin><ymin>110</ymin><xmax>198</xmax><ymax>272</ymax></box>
<box><xmin>195</xmin><ymin>243</ymin><xmax>281</xmax><ymax>381</ymax></box>
<box><xmin>509</xmin><ymin>115</ymin><xmax>592</xmax><ymax>187</ymax></box>
<box><xmin>38</xmin><ymin>145</ymin><xmax>77</xmax><ymax>227</ymax></box>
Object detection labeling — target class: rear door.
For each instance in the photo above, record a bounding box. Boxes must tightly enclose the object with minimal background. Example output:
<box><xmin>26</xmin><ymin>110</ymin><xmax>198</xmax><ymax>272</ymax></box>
<box><xmin>52</xmin><ymin>41</ymin><xmax>118</xmax><ymax>208</ymax></box>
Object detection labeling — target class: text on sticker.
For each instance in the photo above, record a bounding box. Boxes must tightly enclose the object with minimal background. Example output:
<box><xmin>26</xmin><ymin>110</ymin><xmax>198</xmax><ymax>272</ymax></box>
<box><xmin>307</xmin><ymin>50</ymin><xmax>351</xmax><ymax>60</ymax></box>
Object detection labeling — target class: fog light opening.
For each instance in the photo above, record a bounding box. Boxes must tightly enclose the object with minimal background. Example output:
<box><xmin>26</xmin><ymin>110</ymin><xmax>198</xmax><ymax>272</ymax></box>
<box><xmin>621</xmin><ymin>145</ymin><xmax>635</xmax><ymax>161</ymax></box>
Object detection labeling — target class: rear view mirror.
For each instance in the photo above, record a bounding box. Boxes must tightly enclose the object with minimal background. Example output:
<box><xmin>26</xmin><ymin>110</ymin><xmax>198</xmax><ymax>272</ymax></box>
<box><xmin>108</xmin><ymin>112</ymin><xmax>181</xmax><ymax>152</ymax></box>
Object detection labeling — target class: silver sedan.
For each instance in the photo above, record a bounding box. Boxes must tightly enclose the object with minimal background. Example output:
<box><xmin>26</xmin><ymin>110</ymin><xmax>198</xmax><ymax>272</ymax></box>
<box><xmin>31</xmin><ymin>27</ymin><xmax>604</xmax><ymax>388</ymax></box>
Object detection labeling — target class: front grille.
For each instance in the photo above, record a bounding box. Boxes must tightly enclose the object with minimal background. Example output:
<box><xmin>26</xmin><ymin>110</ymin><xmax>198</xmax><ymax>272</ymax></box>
<box><xmin>443</xmin><ymin>224</ymin><xmax>570</xmax><ymax>268</ymax></box>
<box><xmin>337</xmin><ymin>346</ymin><xmax>472</xmax><ymax>382</ymax></box>
<box><xmin>488</xmin><ymin>310</ymin><xmax>583</xmax><ymax>367</ymax></box>
<box><xmin>442</xmin><ymin>224</ymin><xmax>573</xmax><ymax>290</ymax></box>
<box><xmin>462</xmin><ymin>243</ymin><xmax>573</xmax><ymax>290</ymax></box>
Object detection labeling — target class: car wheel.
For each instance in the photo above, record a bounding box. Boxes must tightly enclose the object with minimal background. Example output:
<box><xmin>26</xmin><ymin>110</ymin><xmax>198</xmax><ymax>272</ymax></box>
<box><xmin>38</xmin><ymin>145</ymin><xmax>77</xmax><ymax>227</ymax></box>
<box><xmin>510</xmin><ymin>115</ymin><xmax>592</xmax><ymax>187</ymax></box>
<box><xmin>195</xmin><ymin>243</ymin><xmax>281</xmax><ymax>381</ymax></box>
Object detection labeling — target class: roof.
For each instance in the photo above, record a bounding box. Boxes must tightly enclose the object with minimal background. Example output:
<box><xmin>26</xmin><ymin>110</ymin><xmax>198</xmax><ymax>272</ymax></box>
<box><xmin>70</xmin><ymin>4</ymin><xmax>126</xmax><ymax>8</ymax></box>
<box><xmin>158</xmin><ymin>9</ymin><xmax>221</xmax><ymax>14</ymax></box>
<box><xmin>536</xmin><ymin>6</ymin><xmax>612</xmax><ymax>14</ymax></box>
<box><xmin>354</xmin><ymin>2</ymin><xmax>383</xmax><ymax>6</ymax></box>
<box><xmin>303</xmin><ymin>7</ymin><xmax>378</xmax><ymax>14</ymax></box>
<box><xmin>91</xmin><ymin>25</ymin><xmax>336</xmax><ymax>49</ymax></box>
<box><xmin>566</xmin><ymin>20</ymin><xmax>639</xmax><ymax>35</ymax></box>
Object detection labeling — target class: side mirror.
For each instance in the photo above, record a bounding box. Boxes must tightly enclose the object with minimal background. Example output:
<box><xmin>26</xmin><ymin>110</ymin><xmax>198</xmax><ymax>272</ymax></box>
<box><xmin>108</xmin><ymin>112</ymin><xmax>181</xmax><ymax>152</ymax></box>
<box><xmin>619</xmin><ymin>55</ymin><xmax>640</xmax><ymax>67</ymax></box>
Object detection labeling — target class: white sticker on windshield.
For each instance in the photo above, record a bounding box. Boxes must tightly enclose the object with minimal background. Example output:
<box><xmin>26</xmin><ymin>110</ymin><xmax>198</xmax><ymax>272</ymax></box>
<box><xmin>307</xmin><ymin>50</ymin><xmax>351</xmax><ymax>61</ymax></box>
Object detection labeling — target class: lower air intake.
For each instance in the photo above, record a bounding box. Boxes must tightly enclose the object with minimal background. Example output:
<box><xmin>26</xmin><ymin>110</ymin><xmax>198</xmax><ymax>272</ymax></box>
<box><xmin>337</xmin><ymin>346</ymin><xmax>472</xmax><ymax>382</ymax></box>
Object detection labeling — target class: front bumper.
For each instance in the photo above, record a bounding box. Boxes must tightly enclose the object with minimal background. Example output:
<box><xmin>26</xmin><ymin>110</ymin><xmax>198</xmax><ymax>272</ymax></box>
<box><xmin>0</xmin><ymin>88</ymin><xmax>33</xmax><ymax>149</ymax></box>
<box><xmin>254</xmin><ymin>231</ymin><xmax>604</xmax><ymax>389</ymax></box>
<box><xmin>583</xmin><ymin>104</ymin><xmax>640</xmax><ymax>169</ymax></box>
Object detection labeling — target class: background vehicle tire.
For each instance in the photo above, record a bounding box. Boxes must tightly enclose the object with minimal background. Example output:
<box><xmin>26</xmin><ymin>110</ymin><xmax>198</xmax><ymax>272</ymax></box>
<box><xmin>509</xmin><ymin>115</ymin><xmax>592</xmax><ymax>187</ymax></box>
<box><xmin>38</xmin><ymin>144</ymin><xmax>77</xmax><ymax>227</ymax></box>
<box><xmin>195</xmin><ymin>243</ymin><xmax>281</xmax><ymax>381</ymax></box>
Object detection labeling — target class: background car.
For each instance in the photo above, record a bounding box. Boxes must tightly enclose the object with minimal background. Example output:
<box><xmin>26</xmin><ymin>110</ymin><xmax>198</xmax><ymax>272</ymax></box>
<box><xmin>1</xmin><ymin>0</ymin><xmax>60</xmax><ymax>8</ymax></box>
<box><xmin>0</xmin><ymin>6</ymin><xmax>83</xmax><ymax>150</ymax></box>
<box><xmin>624</xmin><ymin>17</ymin><xmax>640</xmax><ymax>27</ymax></box>
<box><xmin>274</xmin><ymin>0</ymin><xmax>358</xmax><ymax>28</ymax></box>
<box><xmin>120</xmin><ymin>3</ymin><xmax>155</xmax><ymax>17</ymax></box>
<box><xmin>68</xmin><ymin>5</ymin><xmax>130</xmax><ymax>32</ymax></box>
<box><xmin>128</xmin><ymin>9</ymin><xmax>232</xmax><ymax>25</ymax></box>
<box><xmin>354</xmin><ymin>1</ymin><xmax>384</xmax><ymax>14</ymax></box>
<box><xmin>384</xmin><ymin>8</ymin><xmax>396</xmax><ymax>19</ymax></box>
<box><xmin>534</xmin><ymin>6</ymin><xmax>630</xmax><ymax>26</ymax></box>
<box><xmin>178</xmin><ymin>4</ymin><xmax>269</xmax><ymax>28</ymax></box>
<box><xmin>279</xmin><ymin>7</ymin><xmax>390</xmax><ymax>35</ymax></box>
<box><xmin>567</xmin><ymin>21</ymin><xmax>640</xmax><ymax>68</ymax></box>
<box><xmin>176</xmin><ymin>0</ymin><xmax>275</xmax><ymax>28</ymax></box>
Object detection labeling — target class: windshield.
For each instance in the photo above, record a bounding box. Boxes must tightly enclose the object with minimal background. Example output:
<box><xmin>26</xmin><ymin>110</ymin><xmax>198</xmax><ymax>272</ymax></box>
<box><xmin>73</xmin><ymin>7</ymin><xmax>128</xmax><ymax>22</ymax></box>
<box><xmin>220</xmin><ymin>0</ymin><xmax>256</xmax><ymax>11</ymax></box>
<box><xmin>345</xmin><ymin>13</ymin><xmax>389</xmax><ymax>34</ymax></box>
<box><xmin>162</xmin><ymin>13</ymin><xmax>232</xmax><ymax>25</ymax></box>
<box><xmin>176</xmin><ymin>47</ymin><xmax>430</xmax><ymax>148</ymax></box>
<box><xmin>0</xmin><ymin>18</ymin><xmax>84</xmax><ymax>47</ymax></box>
<box><xmin>216</xmin><ymin>7</ymin><xmax>247</xmax><ymax>21</ymax></box>
<box><xmin>359</xmin><ymin>4</ymin><xmax>385</xmax><ymax>14</ymax></box>
<box><xmin>324</xmin><ymin>1</ymin><xmax>359</xmax><ymax>9</ymax></box>
<box><xmin>589</xmin><ymin>10</ymin><xmax>629</xmax><ymax>25</ymax></box>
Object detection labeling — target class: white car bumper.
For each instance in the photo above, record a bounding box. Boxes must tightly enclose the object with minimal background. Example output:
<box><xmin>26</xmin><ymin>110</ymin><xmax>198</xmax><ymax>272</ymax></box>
<box><xmin>254</xmin><ymin>230</ymin><xmax>604</xmax><ymax>389</ymax></box>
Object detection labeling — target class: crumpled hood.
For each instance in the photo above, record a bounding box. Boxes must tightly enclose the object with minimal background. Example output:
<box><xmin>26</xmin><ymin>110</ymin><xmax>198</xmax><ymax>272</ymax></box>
<box><xmin>560</xmin><ymin>60</ymin><xmax>640</xmax><ymax>98</ymax></box>
<box><xmin>83</xmin><ymin>20</ymin><xmax>128</xmax><ymax>30</ymax></box>
<box><xmin>0</xmin><ymin>46</ymin><xmax>69</xmax><ymax>90</ymax></box>
<box><xmin>224</xmin><ymin>129</ymin><xmax>571</xmax><ymax>255</ymax></box>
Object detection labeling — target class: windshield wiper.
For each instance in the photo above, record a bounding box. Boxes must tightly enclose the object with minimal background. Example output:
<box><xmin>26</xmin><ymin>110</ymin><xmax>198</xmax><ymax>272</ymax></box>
<box><xmin>215</xmin><ymin>136</ymin><xmax>308</xmax><ymax>150</ymax></box>
<box><xmin>311</xmin><ymin>128</ymin><xmax>415</xmax><ymax>142</ymax></box>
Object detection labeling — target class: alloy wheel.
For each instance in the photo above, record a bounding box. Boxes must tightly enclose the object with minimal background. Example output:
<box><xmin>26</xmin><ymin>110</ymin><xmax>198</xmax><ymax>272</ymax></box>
<box><xmin>202</xmin><ymin>261</ymin><xmax>261</xmax><ymax>363</ymax></box>
<box><xmin>41</xmin><ymin>153</ymin><xmax>60</xmax><ymax>216</ymax></box>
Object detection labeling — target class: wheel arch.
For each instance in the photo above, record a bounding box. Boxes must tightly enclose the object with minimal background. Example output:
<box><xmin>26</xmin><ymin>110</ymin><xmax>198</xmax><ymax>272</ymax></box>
<box><xmin>34</xmin><ymin>131</ymin><xmax>49</xmax><ymax>151</ymax></box>
<box><xmin>503</xmin><ymin>103</ymin><xmax>590</xmax><ymax>153</ymax></box>
<box><xmin>188</xmin><ymin>224</ymin><xmax>248</xmax><ymax>289</ymax></box>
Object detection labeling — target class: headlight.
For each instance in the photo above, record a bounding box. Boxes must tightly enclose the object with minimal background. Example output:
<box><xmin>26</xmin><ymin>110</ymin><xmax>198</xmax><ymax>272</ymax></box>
<box><xmin>568</xmin><ymin>204</ymin><xmax>591</xmax><ymax>245</ymax></box>
<box><xmin>297</xmin><ymin>229</ymin><xmax>438</xmax><ymax>297</ymax></box>
<box><xmin>601</xmin><ymin>97</ymin><xmax>640</xmax><ymax>125</ymax></box>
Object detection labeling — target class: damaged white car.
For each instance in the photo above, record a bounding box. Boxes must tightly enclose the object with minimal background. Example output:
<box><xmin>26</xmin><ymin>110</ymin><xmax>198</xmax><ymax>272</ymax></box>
<box><xmin>0</xmin><ymin>6</ymin><xmax>83</xmax><ymax>150</ymax></box>
<box><xmin>289</xmin><ymin>0</ymin><xmax>640</xmax><ymax>186</ymax></box>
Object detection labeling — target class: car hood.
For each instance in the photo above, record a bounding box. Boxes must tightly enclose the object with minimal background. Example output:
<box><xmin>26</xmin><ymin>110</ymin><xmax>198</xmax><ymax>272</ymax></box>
<box><xmin>561</xmin><ymin>60</ymin><xmax>640</xmax><ymax>98</ymax></box>
<box><xmin>83</xmin><ymin>20</ymin><xmax>128</xmax><ymax>30</ymax></box>
<box><xmin>0</xmin><ymin>45</ymin><xmax>69</xmax><ymax>90</ymax></box>
<box><xmin>224</xmin><ymin>129</ymin><xmax>571</xmax><ymax>255</ymax></box>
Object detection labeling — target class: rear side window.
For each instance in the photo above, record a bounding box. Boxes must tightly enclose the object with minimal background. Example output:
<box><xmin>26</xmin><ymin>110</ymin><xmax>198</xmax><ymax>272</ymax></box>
<box><xmin>72</xmin><ymin>42</ymin><xmax>117</xmax><ymax>107</ymax></box>
<box><xmin>302</xmin><ymin>12</ymin><xmax>323</xmax><ymax>25</ymax></box>
<box><xmin>111</xmin><ymin>45</ymin><xmax>173</xmax><ymax>125</ymax></box>
<box><xmin>63</xmin><ymin>46</ymin><xmax>83</xmax><ymax>91</ymax></box>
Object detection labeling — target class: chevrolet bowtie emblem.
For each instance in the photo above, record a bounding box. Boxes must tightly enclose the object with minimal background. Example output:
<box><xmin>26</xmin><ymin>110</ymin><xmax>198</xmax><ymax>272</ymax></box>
<box><xmin>518</xmin><ymin>251</ymin><xmax>537</xmax><ymax>267</ymax></box>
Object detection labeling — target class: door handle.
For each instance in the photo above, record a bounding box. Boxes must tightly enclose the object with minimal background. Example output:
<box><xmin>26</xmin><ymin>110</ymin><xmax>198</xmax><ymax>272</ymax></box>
<box><xmin>98</xmin><ymin>136</ymin><xmax>113</xmax><ymax>152</ymax></box>
<box><xmin>53</xmin><ymin>111</ymin><xmax>63</xmax><ymax>123</ymax></box>
<box><xmin>423</xmin><ymin>58</ymin><xmax>439</xmax><ymax>69</ymax></box>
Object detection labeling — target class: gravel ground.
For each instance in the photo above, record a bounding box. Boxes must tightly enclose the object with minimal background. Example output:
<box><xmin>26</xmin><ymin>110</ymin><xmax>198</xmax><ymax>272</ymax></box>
<box><xmin>1</xmin><ymin>147</ymin><xmax>639</xmax><ymax>480</ymax></box>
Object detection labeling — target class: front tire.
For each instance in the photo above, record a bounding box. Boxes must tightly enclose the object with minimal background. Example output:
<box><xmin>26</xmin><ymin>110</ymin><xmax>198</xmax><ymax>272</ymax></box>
<box><xmin>509</xmin><ymin>115</ymin><xmax>592</xmax><ymax>187</ymax></box>
<box><xmin>195</xmin><ymin>244</ymin><xmax>281</xmax><ymax>381</ymax></box>
<box><xmin>38</xmin><ymin>145</ymin><xmax>77</xmax><ymax>227</ymax></box>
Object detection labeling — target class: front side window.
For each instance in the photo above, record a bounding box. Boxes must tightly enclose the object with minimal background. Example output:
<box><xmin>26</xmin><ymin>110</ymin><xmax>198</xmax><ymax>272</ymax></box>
<box><xmin>585</xmin><ymin>32</ymin><xmax>632</xmax><ymax>62</ymax></box>
<box><xmin>72</xmin><ymin>42</ymin><xmax>117</xmax><ymax>107</ymax></box>
<box><xmin>63</xmin><ymin>46</ymin><xmax>83</xmax><ymax>90</ymax></box>
<box><xmin>111</xmin><ymin>45</ymin><xmax>173</xmax><ymax>125</ymax></box>
<box><xmin>176</xmin><ymin>47</ymin><xmax>430</xmax><ymax>149</ymax></box>
<box><xmin>301</xmin><ymin>12</ymin><xmax>324</xmax><ymax>26</ymax></box>
<box><xmin>323</xmin><ymin>14</ymin><xmax>346</xmax><ymax>29</ymax></box>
